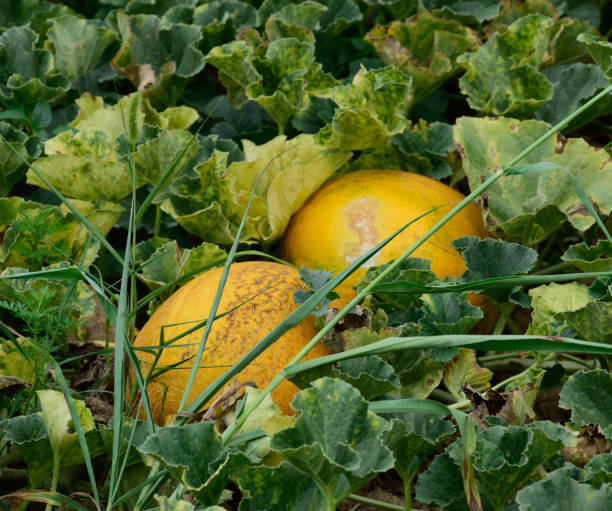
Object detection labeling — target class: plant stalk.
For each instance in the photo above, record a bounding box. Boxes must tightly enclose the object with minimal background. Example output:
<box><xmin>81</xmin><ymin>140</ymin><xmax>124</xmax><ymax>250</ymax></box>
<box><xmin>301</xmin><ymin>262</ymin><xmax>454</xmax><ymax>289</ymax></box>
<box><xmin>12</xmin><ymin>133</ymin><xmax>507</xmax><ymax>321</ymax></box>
<box><xmin>346</xmin><ymin>493</ymin><xmax>407</xmax><ymax>511</ymax></box>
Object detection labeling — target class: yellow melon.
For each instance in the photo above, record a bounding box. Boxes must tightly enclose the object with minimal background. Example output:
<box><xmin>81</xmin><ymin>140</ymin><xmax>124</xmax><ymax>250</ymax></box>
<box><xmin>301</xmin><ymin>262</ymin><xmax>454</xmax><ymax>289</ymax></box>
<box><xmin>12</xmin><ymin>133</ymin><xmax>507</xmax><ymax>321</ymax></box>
<box><xmin>280</xmin><ymin>169</ymin><xmax>489</xmax><ymax>305</ymax></box>
<box><xmin>131</xmin><ymin>261</ymin><xmax>330</xmax><ymax>423</ymax></box>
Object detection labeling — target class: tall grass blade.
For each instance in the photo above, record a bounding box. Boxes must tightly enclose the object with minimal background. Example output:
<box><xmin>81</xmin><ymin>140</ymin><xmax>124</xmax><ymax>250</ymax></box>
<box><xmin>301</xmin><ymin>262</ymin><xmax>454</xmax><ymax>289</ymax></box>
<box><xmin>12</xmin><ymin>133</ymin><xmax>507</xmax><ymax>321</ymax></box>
<box><xmin>105</xmin><ymin>212</ymin><xmax>132</xmax><ymax>510</ymax></box>
<box><xmin>283</xmin><ymin>334</ymin><xmax>612</xmax><ymax>378</ymax></box>
<box><xmin>369</xmin><ymin>270</ymin><xmax>612</xmax><ymax>294</ymax></box>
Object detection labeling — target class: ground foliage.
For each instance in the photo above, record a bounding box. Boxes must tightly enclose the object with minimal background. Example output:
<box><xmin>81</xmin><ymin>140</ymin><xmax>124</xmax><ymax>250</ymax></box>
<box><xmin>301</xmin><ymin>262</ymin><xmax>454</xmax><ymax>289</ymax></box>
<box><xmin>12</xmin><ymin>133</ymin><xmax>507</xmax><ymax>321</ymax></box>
<box><xmin>0</xmin><ymin>0</ymin><xmax>611</xmax><ymax>510</ymax></box>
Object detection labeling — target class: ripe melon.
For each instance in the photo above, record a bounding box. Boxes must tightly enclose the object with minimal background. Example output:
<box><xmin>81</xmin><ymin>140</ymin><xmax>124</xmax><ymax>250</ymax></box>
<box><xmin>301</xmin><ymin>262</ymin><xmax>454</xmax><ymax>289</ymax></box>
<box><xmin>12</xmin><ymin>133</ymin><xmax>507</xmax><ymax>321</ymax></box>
<box><xmin>280</xmin><ymin>169</ymin><xmax>489</xmax><ymax>305</ymax></box>
<box><xmin>131</xmin><ymin>261</ymin><xmax>330</xmax><ymax>423</ymax></box>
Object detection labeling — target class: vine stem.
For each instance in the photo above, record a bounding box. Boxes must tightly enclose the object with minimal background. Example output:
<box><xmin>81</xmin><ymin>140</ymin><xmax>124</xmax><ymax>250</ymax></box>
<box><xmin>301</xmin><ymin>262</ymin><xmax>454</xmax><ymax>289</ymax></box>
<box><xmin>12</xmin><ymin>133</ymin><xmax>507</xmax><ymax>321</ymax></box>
<box><xmin>221</xmin><ymin>83</ymin><xmax>612</xmax><ymax>444</ymax></box>
<box><xmin>491</xmin><ymin>353</ymin><xmax>556</xmax><ymax>391</ymax></box>
<box><xmin>346</xmin><ymin>493</ymin><xmax>407</xmax><ymax>511</ymax></box>
<box><xmin>45</xmin><ymin>453</ymin><xmax>61</xmax><ymax>511</ymax></box>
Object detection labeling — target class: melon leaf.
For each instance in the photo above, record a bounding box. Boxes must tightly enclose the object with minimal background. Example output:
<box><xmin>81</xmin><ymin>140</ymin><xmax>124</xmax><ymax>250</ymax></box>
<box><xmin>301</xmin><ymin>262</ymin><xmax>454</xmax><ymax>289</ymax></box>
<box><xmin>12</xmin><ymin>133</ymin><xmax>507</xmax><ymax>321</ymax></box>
<box><xmin>269</xmin><ymin>377</ymin><xmax>394</xmax><ymax>509</ymax></box>
<box><xmin>458</xmin><ymin>15</ymin><xmax>554</xmax><ymax>117</ymax></box>
<box><xmin>366</xmin><ymin>12</ymin><xmax>479</xmax><ymax>106</ymax></box>
<box><xmin>559</xmin><ymin>369</ymin><xmax>612</xmax><ymax>439</ymax></box>
<box><xmin>161</xmin><ymin>134</ymin><xmax>350</xmax><ymax>243</ymax></box>
<box><xmin>516</xmin><ymin>466</ymin><xmax>612</xmax><ymax>511</ymax></box>
<box><xmin>138</xmin><ymin>422</ymin><xmax>252</xmax><ymax>507</ymax></box>
<box><xmin>454</xmin><ymin>117</ymin><xmax>612</xmax><ymax>244</ymax></box>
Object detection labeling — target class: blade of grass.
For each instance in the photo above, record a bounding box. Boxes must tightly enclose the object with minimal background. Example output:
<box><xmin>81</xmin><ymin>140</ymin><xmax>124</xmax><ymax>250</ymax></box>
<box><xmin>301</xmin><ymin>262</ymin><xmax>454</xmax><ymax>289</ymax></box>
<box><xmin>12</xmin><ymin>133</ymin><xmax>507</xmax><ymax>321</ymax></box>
<box><xmin>106</xmin><ymin>91</ymin><xmax>143</xmax><ymax>510</ymax></box>
<box><xmin>105</xmin><ymin>210</ymin><xmax>133</xmax><ymax>511</ymax></box>
<box><xmin>0</xmin><ymin>491</ymin><xmax>91</xmax><ymax>511</ymax></box>
<box><xmin>369</xmin><ymin>270</ymin><xmax>612</xmax><ymax>295</ymax></box>
<box><xmin>283</xmin><ymin>334</ymin><xmax>612</xmax><ymax>378</ymax></box>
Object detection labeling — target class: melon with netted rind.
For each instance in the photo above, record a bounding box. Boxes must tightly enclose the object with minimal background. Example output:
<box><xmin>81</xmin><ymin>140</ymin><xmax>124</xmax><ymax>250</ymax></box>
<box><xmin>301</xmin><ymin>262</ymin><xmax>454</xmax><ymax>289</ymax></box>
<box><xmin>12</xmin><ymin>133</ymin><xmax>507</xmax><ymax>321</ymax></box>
<box><xmin>131</xmin><ymin>261</ymin><xmax>330</xmax><ymax>423</ymax></box>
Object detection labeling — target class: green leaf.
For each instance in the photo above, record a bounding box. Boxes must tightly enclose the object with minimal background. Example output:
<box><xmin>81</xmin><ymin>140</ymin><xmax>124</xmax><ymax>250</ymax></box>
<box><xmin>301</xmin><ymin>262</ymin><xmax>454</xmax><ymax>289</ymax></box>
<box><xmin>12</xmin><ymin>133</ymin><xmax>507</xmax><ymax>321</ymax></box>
<box><xmin>270</xmin><ymin>377</ymin><xmax>394</xmax><ymax>509</ymax></box>
<box><xmin>528</xmin><ymin>282</ymin><xmax>612</xmax><ymax>343</ymax></box>
<box><xmin>454</xmin><ymin>117</ymin><xmax>612</xmax><ymax>244</ymax></box>
<box><xmin>323</xmin><ymin>66</ymin><xmax>412</xmax><ymax>150</ymax></box>
<box><xmin>0</xmin><ymin>0</ymin><xmax>72</xmax><ymax>29</ymax></box>
<box><xmin>258</xmin><ymin>0</ymin><xmax>363</xmax><ymax>41</ymax></box>
<box><xmin>135</xmin><ymin>238</ymin><xmax>226</xmax><ymax>298</ymax></box>
<box><xmin>289</xmin><ymin>355</ymin><xmax>400</xmax><ymax>401</ymax></box>
<box><xmin>227</xmin><ymin>387</ymin><xmax>293</xmax><ymax>461</ymax></box>
<box><xmin>535</xmin><ymin>63</ymin><xmax>612</xmax><ymax>129</ymax></box>
<box><xmin>545</xmin><ymin>17</ymin><xmax>600</xmax><ymax>66</ymax></box>
<box><xmin>202</xmin><ymin>95</ymin><xmax>268</xmax><ymax>139</ymax></box>
<box><xmin>46</xmin><ymin>15</ymin><xmax>116</xmax><ymax>80</ymax></box>
<box><xmin>559</xmin><ymin>369</ymin><xmax>612</xmax><ymax>438</ymax></box>
<box><xmin>134</xmin><ymin>129</ymin><xmax>201</xmax><ymax>187</ymax></box>
<box><xmin>419</xmin><ymin>292</ymin><xmax>483</xmax><ymax>336</ymax></box>
<box><xmin>562</xmin><ymin>240</ymin><xmax>612</xmax><ymax>272</ymax></box>
<box><xmin>27</xmin><ymin>93</ymin><xmax>198</xmax><ymax>202</ymax></box>
<box><xmin>578</xmin><ymin>33</ymin><xmax>612</xmax><ymax>80</ymax></box>
<box><xmin>153</xmin><ymin>496</ymin><xmax>197</xmax><ymax>511</ymax></box>
<box><xmin>0</xmin><ymin>199</ymin><xmax>121</xmax><ymax>271</ymax></box>
<box><xmin>68</xmin><ymin>93</ymin><xmax>145</xmax><ymax>140</ymax></box>
<box><xmin>500</xmin><ymin>365</ymin><xmax>546</xmax><ymax>425</ymax></box>
<box><xmin>420</xmin><ymin>0</ymin><xmax>500</xmax><ymax>24</ymax></box>
<box><xmin>418</xmin><ymin>421</ymin><xmax>575</xmax><ymax>510</ymax></box>
<box><xmin>469</xmin><ymin>422</ymin><xmax>574</xmax><ymax>510</ymax></box>
<box><xmin>6</xmin><ymin>390</ymin><xmax>105</xmax><ymax>488</ymax></box>
<box><xmin>0</xmin><ymin>266</ymin><xmax>96</xmax><ymax>341</ymax></box>
<box><xmin>162</xmin><ymin>134</ymin><xmax>350</xmax><ymax>243</ymax></box>
<box><xmin>415</xmin><ymin>452</ymin><xmax>466</xmax><ymax>509</ymax></box>
<box><xmin>264</xmin><ymin>1</ymin><xmax>327</xmax><ymax>43</ymax></box>
<box><xmin>316</xmin><ymin>0</ymin><xmax>363</xmax><ymax>40</ymax></box>
<box><xmin>0</xmin><ymin>26</ymin><xmax>70</xmax><ymax>112</ymax></box>
<box><xmin>387</xmin><ymin>350</ymin><xmax>444</xmax><ymax>398</ymax></box>
<box><xmin>492</xmin><ymin>0</ymin><xmax>558</xmax><ymax>28</ymax></box>
<box><xmin>516</xmin><ymin>466</ymin><xmax>612</xmax><ymax>510</ymax></box>
<box><xmin>193</xmin><ymin>0</ymin><xmax>257</xmax><ymax>51</ymax></box>
<box><xmin>586</xmin><ymin>453</ymin><xmax>612</xmax><ymax>483</ymax></box>
<box><xmin>206</xmin><ymin>37</ymin><xmax>337</xmax><ymax>133</ymax></box>
<box><xmin>384</xmin><ymin>412</ymin><xmax>455</xmax><ymax>489</ymax></box>
<box><xmin>37</xmin><ymin>389</ymin><xmax>94</xmax><ymax>453</ymax></box>
<box><xmin>458</xmin><ymin>15</ymin><xmax>554</xmax><ymax>117</ymax></box>
<box><xmin>390</xmin><ymin>121</ymin><xmax>455</xmax><ymax>179</ymax></box>
<box><xmin>554</xmin><ymin>0</ymin><xmax>601</xmax><ymax>27</ymax></box>
<box><xmin>138</xmin><ymin>422</ymin><xmax>252</xmax><ymax>506</ymax></box>
<box><xmin>232</xmin><ymin>461</ymin><xmax>326</xmax><ymax>510</ymax></box>
<box><xmin>451</xmin><ymin>236</ymin><xmax>538</xmax><ymax>302</ymax></box>
<box><xmin>357</xmin><ymin>257</ymin><xmax>437</xmax><ymax>312</ymax></box>
<box><xmin>2</xmin><ymin>413</ymin><xmax>47</xmax><ymax>444</ymax></box>
<box><xmin>112</xmin><ymin>13</ymin><xmax>205</xmax><ymax>107</ymax></box>
<box><xmin>154</xmin><ymin>494</ymin><xmax>228</xmax><ymax>511</ymax></box>
<box><xmin>0</xmin><ymin>121</ymin><xmax>30</xmax><ymax>196</ymax></box>
<box><xmin>366</xmin><ymin>12</ymin><xmax>479</xmax><ymax>106</ymax></box>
